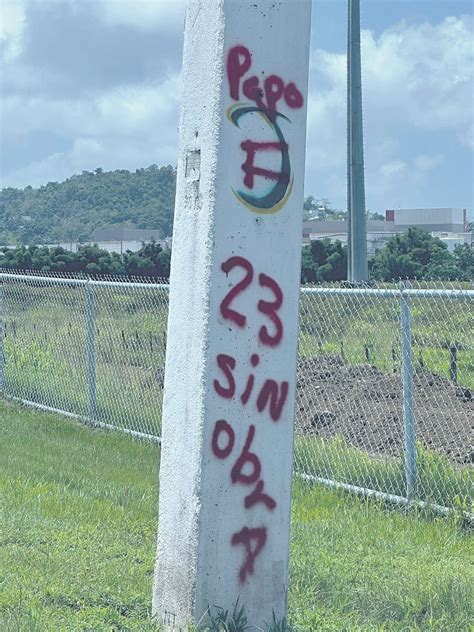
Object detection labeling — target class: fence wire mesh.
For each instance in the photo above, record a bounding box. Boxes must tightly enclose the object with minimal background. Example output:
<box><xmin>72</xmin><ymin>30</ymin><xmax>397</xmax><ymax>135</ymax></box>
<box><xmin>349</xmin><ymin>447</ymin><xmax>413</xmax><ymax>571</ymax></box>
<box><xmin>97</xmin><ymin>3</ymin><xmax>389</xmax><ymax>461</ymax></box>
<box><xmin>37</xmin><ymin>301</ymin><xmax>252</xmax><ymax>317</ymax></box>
<box><xmin>1</xmin><ymin>270</ymin><xmax>472</xmax><ymax>510</ymax></box>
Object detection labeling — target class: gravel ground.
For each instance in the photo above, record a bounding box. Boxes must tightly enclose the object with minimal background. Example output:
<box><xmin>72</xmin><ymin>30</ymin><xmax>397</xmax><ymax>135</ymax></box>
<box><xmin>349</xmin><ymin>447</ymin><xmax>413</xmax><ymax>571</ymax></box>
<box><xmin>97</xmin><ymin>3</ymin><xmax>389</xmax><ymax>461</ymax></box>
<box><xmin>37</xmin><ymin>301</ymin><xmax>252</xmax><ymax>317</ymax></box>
<box><xmin>295</xmin><ymin>355</ymin><xmax>473</xmax><ymax>465</ymax></box>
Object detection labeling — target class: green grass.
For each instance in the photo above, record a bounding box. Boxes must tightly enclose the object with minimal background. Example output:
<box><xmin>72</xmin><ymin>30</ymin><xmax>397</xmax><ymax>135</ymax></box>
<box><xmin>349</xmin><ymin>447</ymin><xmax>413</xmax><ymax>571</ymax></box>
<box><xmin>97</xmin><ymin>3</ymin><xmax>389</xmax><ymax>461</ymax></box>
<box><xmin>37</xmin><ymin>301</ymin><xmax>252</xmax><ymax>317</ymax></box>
<box><xmin>298</xmin><ymin>291</ymin><xmax>474</xmax><ymax>389</ymax></box>
<box><xmin>294</xmin><ymin>436</ymin><xmax>473</xmax><ymax>510</ymax></box>
<box><xmin>1</xmin><ymin>400</ymin><xmax>472</xmax><ymax>630</ymax></box>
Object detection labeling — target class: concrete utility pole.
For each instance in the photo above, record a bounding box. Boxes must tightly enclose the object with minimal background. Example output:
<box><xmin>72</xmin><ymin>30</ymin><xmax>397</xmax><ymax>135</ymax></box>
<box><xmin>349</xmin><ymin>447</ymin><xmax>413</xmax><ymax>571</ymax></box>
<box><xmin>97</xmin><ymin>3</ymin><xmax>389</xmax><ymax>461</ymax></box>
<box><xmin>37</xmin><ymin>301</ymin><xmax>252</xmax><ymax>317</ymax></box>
<box><xmin>152</xmin><ymin>0</ymin><xmax>311</xmax><ymax>628</ymax></box>
<box><xmin>347</xmin><ymin>0</ymin><xmax>368</xmax><ymax>281</ymax></box>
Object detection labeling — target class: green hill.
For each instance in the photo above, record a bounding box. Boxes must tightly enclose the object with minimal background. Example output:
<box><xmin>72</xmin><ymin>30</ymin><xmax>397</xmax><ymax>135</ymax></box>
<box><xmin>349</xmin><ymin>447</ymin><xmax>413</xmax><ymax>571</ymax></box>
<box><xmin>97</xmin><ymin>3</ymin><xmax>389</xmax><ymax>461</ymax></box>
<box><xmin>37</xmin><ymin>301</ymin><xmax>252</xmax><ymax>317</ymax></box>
<box><xmin>0</xmin><ymin>165</ymin><xmax>176</xmax><ymax>246</ymax></box>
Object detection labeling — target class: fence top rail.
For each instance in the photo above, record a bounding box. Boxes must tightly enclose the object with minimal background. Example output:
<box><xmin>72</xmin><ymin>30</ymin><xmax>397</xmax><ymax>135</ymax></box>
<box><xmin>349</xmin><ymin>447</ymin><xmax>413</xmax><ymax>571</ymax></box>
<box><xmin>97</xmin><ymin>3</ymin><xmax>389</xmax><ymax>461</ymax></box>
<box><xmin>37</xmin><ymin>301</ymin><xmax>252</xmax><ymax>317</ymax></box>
<box><xmin>0</xmin><ymin>272</ymin><xmax>170</xmax><ymax>290</ymax></box>
<box><xmin>0</xmin><ymin>272</ymin><xmax>87</xmax><ymax>286</ymax></box>
<box><xmin>91</xmin><ymin>279</ymin><xmax>170</xmax><ymax>290</ymax></box>
<box><xmin>301</xmin><ymin>287</ymin><xmax>398</xmax><ymax>298</ymax></box>
<box><xmin>403</xmin><ymin>288</ymin><xmax>474</xmax><ymax>299</ymax></box>
<box><xmin>0</xmin><ymin>272</ymin><xmax>472</xmax><ymax>298</ymax></box>
<box><xmin>300</xmin><ymin>286</ymin><xmax>474</xmax><ymax>299</ymax></box>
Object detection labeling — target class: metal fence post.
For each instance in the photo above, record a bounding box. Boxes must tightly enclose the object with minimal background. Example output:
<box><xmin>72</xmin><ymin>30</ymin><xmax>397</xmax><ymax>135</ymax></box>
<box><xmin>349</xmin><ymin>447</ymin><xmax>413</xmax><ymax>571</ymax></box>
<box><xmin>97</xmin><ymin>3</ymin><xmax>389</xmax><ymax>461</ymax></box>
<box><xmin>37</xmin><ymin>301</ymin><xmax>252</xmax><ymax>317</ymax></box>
<box><xmin>0</xmin><ymin>284</ymin><xmax>4</xmax><ymax>394</ymax></box>
<box><xmin>449</xmin><ymin>344</ymin><xmax>458</xmax><ymax>383</ymax></box>
<box><xmin>86</xmin><ymin>280</ymin><xmax>96</xmax><ymax>423</ymax></box>
<box><xmin>399</xmin><ymin>280</ymin><xmax>417</xmax><ymax>503</ymax></box>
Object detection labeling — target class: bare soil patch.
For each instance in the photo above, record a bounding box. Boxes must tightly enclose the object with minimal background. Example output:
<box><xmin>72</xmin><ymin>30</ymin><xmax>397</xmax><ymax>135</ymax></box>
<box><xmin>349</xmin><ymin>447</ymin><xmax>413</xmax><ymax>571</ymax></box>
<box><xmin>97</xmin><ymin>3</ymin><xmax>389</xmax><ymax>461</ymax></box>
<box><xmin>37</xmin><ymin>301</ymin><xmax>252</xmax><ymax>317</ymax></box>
<box><xmin>295</xmin><ymin>355</ymin><xmax>473</xmax><ymax>465</ymax></box>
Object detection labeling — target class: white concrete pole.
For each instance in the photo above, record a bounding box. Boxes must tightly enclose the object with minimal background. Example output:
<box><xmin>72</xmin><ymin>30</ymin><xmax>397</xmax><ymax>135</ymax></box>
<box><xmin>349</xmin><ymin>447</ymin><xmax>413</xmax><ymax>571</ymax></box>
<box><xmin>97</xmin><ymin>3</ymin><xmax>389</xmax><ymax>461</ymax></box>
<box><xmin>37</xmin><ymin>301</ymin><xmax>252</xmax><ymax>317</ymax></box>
<box><xmin>152</xmin><ymin>1</ymin><xmax>311</xmax><ymax>628</ymax></box>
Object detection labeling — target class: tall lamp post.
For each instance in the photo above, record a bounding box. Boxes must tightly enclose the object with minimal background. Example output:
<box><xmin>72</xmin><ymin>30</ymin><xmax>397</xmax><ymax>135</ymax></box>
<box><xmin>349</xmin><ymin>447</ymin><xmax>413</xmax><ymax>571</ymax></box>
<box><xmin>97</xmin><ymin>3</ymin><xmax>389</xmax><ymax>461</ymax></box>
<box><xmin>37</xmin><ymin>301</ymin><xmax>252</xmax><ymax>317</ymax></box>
<box><xmin>347</xmin><ymin>0</ymin><xmax>368</xmax><ymax>282</ymax></box>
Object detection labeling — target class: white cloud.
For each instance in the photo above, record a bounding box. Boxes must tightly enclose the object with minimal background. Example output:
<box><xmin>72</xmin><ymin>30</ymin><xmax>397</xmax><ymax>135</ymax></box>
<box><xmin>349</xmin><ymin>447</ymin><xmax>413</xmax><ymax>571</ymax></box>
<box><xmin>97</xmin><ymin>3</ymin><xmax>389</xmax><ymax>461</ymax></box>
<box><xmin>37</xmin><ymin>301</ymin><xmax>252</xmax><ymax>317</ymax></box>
<box><xmin>414</xmin><ymin>154</ymin><xmax>444</xmax><ymax>172</ymax></box>
<box><xmin>380</xmin><ymin>160</ymin><xmax>407</xmax><ymax>177</ymax></box>
<box><xmin>1</xmin><ymin>6</ymin><xmax>472</xmax><ymax>213</ymax></box>
<box><xmin>305</xmin><ymin>15</ymin><xmax>473</xmax><ymax>208</ymax></box>
<box><xmin>3</xmin><ymin>127</ymin><xmax>179</xmax><ymax>190</ymax></box>
<box><xmin>2</xmin><ymin>75</ymin><xmax>180</xmax><ymax>135</ymax></box>
<box><xmin>1</xmin><ymin>76</ymin><xmax>181</xmax><ymax>188</ymax></box>
<box><xmin>361</xmin><ymin>16</ymin><xmax>473</xmax><ymax>146</ymax></box>
<box><xmin>97</xmin><ymin>0</ymin><xmax>184</xmax><ymax>31</ymax></box>
<box><xmin>1</xmin><ymin>0</ymin><xmax>183</xmax><ymax>100</ymax></box>
<box><xmin>0</xmin><ymin>0</ymin><xmax>26</xmax><ymax>59</ymax></box>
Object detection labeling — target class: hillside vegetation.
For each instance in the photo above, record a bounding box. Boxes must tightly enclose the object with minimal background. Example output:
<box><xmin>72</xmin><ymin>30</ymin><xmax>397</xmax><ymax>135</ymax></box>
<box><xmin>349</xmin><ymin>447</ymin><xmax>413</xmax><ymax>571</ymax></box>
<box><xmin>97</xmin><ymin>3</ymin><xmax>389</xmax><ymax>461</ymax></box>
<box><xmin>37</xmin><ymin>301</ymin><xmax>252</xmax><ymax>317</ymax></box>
<box><xmin>1</xmin><ymin>166</ymin><xmax>472</xmax><ymax>282</ymax></box>
<box><xmin>0</xmin><ymin>165</ymin><xmax>176</xmax><ymax>246</ymax></box>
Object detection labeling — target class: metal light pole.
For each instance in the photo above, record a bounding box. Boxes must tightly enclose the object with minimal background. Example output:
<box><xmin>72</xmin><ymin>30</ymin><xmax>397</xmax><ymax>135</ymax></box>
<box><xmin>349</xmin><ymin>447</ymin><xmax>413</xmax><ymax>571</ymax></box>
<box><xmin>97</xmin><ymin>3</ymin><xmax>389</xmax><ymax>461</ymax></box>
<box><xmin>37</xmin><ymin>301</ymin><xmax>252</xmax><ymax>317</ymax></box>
<box><xmin>347</xmin><ymin>0</ymin><xmax>368</xmax><ymax>282</ymax></box>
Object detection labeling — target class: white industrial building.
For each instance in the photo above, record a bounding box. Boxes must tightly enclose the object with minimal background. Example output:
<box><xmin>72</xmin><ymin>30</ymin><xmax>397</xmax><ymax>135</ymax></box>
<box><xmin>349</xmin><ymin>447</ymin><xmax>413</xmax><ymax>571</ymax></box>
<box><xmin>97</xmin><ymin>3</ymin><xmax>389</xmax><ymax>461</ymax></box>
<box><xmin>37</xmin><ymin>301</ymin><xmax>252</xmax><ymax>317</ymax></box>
<box><xmin>302</xmin><ymin>219</ymin><xmax>396</xmax><ymax>256</ymax></box>
<box><xmin>26</xmin><ymin>228</ymin><xmax>172</xmax><ymax>254</ymax></box>
<box><xmin>89</xmin><ymin>228</ymin><xmax>171</xmax><ymax>253</ymax></box>
<box><xmin>385</xmin><ymin>207</ymin><xmax>467</xmax><ymax>233</ymax></box>
<box><xmin>430</xmin><ymin>232</ymin><xmax>472</xmax><ymax>252</ymax></box>
<box><xmin>303</xmin><ymin>208</ymin><xmax>472</xmax><ymax>254</ymax></box>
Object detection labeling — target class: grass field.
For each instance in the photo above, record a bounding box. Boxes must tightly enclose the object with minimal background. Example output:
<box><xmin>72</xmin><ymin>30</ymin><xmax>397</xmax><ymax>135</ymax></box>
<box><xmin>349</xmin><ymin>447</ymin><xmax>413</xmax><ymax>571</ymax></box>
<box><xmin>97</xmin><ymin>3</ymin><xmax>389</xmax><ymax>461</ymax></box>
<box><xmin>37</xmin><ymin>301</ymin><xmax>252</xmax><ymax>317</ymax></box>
<box><xmin>2</xmin><ymin>279</ymin><xmax>473</xmax><ymax>441</ymax></box>
<box><xmin>1</xmin><ymin>400</ymin><xmax>472</xmax><ymax>631</ymax></box>
<box><xmin>294</xmin><ymin>435</ymin><xmax>472</xmax><ymax>510</ymax></box>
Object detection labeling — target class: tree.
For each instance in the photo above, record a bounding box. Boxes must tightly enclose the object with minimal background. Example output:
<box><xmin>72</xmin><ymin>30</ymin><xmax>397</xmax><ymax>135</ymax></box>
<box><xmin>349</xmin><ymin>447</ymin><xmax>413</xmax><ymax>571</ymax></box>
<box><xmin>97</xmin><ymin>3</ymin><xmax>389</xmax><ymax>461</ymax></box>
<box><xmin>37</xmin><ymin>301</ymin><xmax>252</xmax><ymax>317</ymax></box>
<box><xmin>301</xmin><ymin>239</ymin><xmax>347</xmax><ymax>283</ymax></box>
<box><xmin>0</xmin><ymin>240</ymin><xmax>175</xmax><ymax>278</ymax></box>
<box><xmin>0</xmin><ymin>244</ymin><xmax>126</xmax><ymax>276</ymax></box>
<box><xmin>370</xmin><ymin>228</ymin><xmax>460</xmax><ymax>281</ymax></box>
<box><xmin>425</xmin><ymin>248</ymin><xmax>460</xmax><ymax>281</ymax></box>
<box><xmin>453</xmin><ymin>243</ymin><xmax>474</xmax><ymax>280</ymax></box>
<box><xmin>303</xmin><ymin>196</ymin><xmax>347</xmax><ymax>221</ymax></box>
<box><xmin>303</xmin><ymin>195</ymin><xmax>318</xmax><ymax>221</ymax></box>
<box><xmin>367</xmin><ymin>211</ymin><xmax>385</xmax><ymax>221</ymax></box>
<box><xmin>124</xmin><ymin>241</ymin><xmax>171</xmax><ymax>278</ymax></box>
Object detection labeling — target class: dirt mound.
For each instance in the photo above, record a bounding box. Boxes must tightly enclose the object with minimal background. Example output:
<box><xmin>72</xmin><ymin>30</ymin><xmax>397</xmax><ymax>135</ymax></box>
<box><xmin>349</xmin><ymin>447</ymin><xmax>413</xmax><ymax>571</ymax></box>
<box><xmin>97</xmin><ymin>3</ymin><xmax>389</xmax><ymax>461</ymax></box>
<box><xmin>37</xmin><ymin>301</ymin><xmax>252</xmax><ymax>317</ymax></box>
<box><xmin>295</xmin><ymin>355</ymin><xmax>473</xmax><ymax>465</ymax></box>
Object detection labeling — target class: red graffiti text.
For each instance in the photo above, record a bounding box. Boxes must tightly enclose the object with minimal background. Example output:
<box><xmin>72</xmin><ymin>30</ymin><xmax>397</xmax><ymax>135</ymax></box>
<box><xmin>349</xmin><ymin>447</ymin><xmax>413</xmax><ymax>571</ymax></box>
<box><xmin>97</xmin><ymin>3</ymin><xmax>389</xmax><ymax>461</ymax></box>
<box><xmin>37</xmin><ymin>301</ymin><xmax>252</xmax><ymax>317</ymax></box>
<box><xmin>227</xmin><ymin>45</ymin><xmax>303</xmax><ymax>114</ymax></box>
<box><xmin>213</xmin><ymin>255</ymin><xmax>290</xmax><ymax>584</ymax></box>
<box><xmin>213</xmin><ymin>353</ymin><xmax>289</xmax><ymax>422</ymax></box>
<box><xmin>211</xmin><ymin>421</ymin><xmax>277</xmax><ymax>513</ymax></box>
<box><xmin>231</xmin><ymin>527</ymin><xmax>267</xmax><ymax>584</ymax></box>
<box><xmin>220</xmin><ymin>256</ymin><xmax>284</xmax><ymax>348</ymax></box>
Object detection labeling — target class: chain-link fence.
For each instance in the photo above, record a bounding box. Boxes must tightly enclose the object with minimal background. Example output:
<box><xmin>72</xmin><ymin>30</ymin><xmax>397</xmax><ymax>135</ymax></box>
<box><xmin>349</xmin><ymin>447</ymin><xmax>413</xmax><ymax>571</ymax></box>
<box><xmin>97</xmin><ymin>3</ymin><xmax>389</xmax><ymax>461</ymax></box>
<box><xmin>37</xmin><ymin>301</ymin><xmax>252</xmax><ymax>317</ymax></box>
<box><xmin>296</xmin><ymin>283</ymin><xmax>472</xmax><ymax>512</ymax></box>
<box><xmin>1</xmin><ymin>270</ymin><xmax>472</xmax><ymax>511</ymax></box>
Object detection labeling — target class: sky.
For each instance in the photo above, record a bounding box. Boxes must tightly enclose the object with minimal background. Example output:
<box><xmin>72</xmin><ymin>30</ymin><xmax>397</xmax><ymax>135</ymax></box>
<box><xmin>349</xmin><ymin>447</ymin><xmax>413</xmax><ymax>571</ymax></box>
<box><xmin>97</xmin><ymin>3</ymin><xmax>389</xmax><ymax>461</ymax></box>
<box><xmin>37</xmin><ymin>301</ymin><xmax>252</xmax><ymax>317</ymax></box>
<box><xmin>1</xmin><ymin>0</ymin><xmax>473</xmax><ymax>215</ymax></box>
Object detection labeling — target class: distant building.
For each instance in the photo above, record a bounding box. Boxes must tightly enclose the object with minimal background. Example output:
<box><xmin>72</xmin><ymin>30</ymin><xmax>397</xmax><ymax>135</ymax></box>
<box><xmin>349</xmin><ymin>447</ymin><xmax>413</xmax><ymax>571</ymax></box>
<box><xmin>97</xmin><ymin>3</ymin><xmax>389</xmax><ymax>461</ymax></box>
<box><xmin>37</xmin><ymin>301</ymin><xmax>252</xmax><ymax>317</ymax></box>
<box><xmin>90</xmin><ymin>228</ymin><xmax>171</xmax><ymax>254</ymax></box>
<box><xmin>385</xmin><ymin>208</ymin><xmax>471</xmax><ymax>252</ymax></box>
<box><xmin>0</xmin><ymin>229</ymin><xmax>172</xmax><ymax>255</ymax></box>
<box><xmin>385</xmin><ymin>208</ymin><xmax>468</xmax><ymax>233</ymax></box>
<box><xmin>29</xmin><ymin>228</ymin><xmax>172</xmax><ymax>255</ymax></box>
<box><xmin>431</xmin><ymin>232</ymin><xmax>472</xmax><ymax>252</ymax></box>
<box><xmin>303</xmin><ymin>208</ymin><xmax>472</xmax><ymax>254</ymax></box>
<box><xmin>303</xmin><ymin>219</ymin><xmax>397</xmax><ymax>256</ymax></box>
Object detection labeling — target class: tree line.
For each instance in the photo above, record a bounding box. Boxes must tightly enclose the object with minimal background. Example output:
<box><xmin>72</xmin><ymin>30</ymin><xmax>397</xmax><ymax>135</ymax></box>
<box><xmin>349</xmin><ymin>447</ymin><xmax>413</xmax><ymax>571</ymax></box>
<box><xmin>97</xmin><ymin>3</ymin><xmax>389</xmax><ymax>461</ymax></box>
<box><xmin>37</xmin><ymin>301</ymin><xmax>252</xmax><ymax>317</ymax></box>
<box><xmin>302</xmin><ymin>228</ymin><xmax>473</xmax><ymax>282</ymax></box>
<box><xmin>2</xmin><ymin>164</ymin><xmax>471</xmax><ymax>282</ymax></box>
<box><xmin>1</xmin><ymin>167</ymin><xmax>384</xmax><ymax>247</ymax></box>
<box><xmin>1</xmin><ymin>227</ymin><xmax>472</xmax><ymax>282</ymax></box>
<box><xmin>0</xmin><ymin>241</ymin><xmax>171</xmax><ymax>279</ymax></box>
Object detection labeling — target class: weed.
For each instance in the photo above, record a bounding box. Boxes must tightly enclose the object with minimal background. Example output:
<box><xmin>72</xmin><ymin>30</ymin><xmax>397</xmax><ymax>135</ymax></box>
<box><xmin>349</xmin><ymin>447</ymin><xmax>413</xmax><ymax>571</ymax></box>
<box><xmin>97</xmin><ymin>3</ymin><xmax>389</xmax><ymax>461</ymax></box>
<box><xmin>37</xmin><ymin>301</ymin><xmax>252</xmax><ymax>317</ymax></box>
<box><xmin>201</xmin><ymin>598</ymin><xmax>250</xmax><ymax>631</ymax></box>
